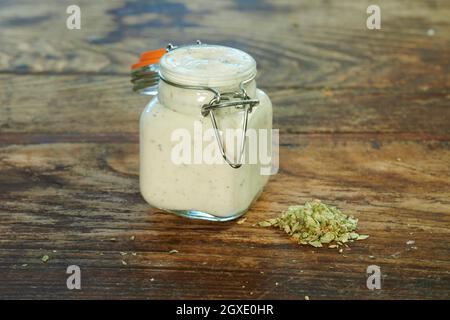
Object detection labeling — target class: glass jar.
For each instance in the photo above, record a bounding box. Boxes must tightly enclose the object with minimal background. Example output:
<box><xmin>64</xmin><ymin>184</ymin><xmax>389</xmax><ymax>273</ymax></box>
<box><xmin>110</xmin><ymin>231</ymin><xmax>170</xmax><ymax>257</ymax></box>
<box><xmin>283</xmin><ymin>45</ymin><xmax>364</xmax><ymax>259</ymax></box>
<box><xmin>139</xmin><ymin>44</ymin><xmax>273</xmax><ymax>221</ymax></box>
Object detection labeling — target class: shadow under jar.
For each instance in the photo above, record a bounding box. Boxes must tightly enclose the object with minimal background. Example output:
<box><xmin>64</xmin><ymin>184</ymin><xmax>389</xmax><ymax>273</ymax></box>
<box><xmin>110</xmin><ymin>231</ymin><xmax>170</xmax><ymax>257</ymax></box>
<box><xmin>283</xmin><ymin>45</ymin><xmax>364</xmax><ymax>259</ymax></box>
<box><xmin>140</xmin><ymin>44</ymin><xmax>273</xmax><ymax>221</ymax></box>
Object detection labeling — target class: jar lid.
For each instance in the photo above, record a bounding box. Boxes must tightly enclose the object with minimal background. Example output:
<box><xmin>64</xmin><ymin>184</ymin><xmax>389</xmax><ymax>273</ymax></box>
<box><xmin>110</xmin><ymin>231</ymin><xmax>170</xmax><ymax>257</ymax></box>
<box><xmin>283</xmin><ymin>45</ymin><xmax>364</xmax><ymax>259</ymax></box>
<box><xmin>159</xmin><ymin>44</ymin><xmax>257</xmax><ymax>88</ymax></box>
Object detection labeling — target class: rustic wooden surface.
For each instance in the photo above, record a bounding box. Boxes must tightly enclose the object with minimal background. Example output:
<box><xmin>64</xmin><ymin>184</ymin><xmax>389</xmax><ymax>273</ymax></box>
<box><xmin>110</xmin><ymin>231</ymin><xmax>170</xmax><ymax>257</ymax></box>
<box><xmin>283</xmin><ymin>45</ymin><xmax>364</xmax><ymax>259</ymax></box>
<box><xmin>0</xmin><ymin>0</ymin><xmax>449</xmax><ymax>300</ymax></box>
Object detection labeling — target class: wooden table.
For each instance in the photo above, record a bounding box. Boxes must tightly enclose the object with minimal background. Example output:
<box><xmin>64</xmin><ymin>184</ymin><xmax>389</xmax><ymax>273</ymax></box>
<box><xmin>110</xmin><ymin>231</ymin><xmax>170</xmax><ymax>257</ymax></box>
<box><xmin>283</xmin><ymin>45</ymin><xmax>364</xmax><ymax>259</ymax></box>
<box><xmin>0</xmin><ymin>0</ymin><xmax>449</xmax><ymax>300</ymax></box>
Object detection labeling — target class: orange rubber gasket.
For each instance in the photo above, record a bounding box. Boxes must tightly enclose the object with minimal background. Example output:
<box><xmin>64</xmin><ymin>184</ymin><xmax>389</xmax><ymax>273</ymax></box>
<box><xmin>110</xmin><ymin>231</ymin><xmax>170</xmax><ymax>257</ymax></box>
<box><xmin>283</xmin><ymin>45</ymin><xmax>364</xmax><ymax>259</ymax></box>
<box><xmin>131</xmin><ymin>47</ymin><xmax>166</xmax><ymax>70</ymax></box>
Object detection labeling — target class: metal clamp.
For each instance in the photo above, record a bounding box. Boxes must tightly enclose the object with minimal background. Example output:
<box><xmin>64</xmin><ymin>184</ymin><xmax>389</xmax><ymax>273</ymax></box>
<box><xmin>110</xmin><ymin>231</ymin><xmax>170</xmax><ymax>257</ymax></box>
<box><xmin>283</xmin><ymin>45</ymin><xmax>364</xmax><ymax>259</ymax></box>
<box><xmin>201</xmin><ymin>76</ymin><xmax>259</xmax><ymax>168</ymax></box>
<box><xmin>159</xmin><ymin>74</ymin><xmax>259</xmax><ymax>169</ymax></box>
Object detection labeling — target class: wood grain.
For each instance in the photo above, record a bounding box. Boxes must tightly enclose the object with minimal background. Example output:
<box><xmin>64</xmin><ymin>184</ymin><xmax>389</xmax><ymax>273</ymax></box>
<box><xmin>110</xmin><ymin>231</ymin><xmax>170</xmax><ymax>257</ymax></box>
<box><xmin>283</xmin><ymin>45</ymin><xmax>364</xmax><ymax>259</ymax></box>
<box><xmin>0</xmin><ymin>0</ymin><xmax>449</xmax><ymax>299</ymax></box>
<box><xmin>0</xmin><ymin>136</ymin><xmax>449</xmax><ymax>299</ymax></box>
<box><xmin>1</xmin><ymin>75</ymin><xmax>449</xmax><ymax>136</ymax></box>
<box><xmin>0</xmin><ymin>0</ymin><xmax>449</xmax><ymax>89</ymax></box>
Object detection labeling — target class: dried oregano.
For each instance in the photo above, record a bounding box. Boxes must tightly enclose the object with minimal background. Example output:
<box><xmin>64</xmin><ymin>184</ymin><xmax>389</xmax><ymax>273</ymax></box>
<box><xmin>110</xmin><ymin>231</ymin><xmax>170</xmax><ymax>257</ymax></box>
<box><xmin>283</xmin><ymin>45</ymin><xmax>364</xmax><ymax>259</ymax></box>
<box><xmin>257</xmin><ymin>200</ymin><xmax>369</xmax><ymax>248</ymax></box>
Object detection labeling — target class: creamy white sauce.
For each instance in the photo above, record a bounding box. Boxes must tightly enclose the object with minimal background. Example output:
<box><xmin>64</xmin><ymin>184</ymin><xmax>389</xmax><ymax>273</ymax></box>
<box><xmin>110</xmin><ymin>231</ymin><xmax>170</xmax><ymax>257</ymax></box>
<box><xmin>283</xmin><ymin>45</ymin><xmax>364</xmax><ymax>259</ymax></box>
<box><xmin>140</xmin><ymin>45</ymin><xmax>272</xmax><ymax>219</ymax></box>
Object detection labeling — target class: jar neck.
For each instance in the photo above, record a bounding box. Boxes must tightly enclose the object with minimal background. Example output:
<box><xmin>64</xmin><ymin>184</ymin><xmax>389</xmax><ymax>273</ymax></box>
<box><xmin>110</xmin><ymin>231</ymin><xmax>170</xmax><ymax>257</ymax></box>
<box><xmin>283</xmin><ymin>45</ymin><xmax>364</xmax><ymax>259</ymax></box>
<box><xmin>158</xmin><ymin>79</ymin><xmax>257</xmax><ymax>116</ymax></box>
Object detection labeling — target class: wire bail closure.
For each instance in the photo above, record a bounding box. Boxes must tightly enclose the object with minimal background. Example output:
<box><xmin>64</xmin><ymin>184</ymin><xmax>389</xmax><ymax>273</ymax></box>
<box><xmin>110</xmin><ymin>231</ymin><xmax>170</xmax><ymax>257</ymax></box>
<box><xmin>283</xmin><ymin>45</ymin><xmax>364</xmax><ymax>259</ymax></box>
<box><xmin>202</xmin><ymin>76</ymin><xmax>259</xmax><ymax>169</ymax></box>
<box><xmin>159</xmin><ymin>73</ymin><xmax>259</xmax><ymax>169</ymax></box>
<box><xmin>156</xmin><ymin>41</ymin><xmax>260</xmax><ymax>168</ymax></box>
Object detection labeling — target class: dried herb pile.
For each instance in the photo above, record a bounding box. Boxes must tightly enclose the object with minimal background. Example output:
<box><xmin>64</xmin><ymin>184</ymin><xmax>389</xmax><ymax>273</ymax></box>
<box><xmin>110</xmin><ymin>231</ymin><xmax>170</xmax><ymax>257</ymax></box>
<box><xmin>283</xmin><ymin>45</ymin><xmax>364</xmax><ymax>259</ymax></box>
<box><xmin>257</xmin><ymin>200</ymin><xmax>369</xmax><ymax>248</ymax></box>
